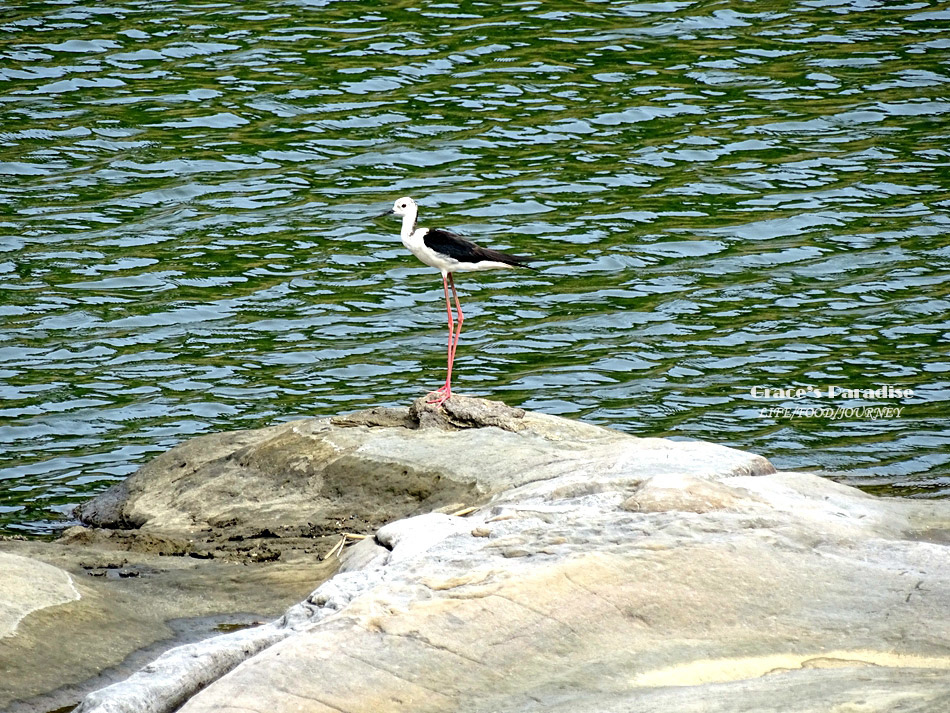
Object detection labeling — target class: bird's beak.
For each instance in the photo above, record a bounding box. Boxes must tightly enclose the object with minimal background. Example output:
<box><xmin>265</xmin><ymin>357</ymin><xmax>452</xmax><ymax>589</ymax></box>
<box><xmin>376</xmin><ymin>208</ymin><xmax>395</xmax><ymax>218</ymax></box>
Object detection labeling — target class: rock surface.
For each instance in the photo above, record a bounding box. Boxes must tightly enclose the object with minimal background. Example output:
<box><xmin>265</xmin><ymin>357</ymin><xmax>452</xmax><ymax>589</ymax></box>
<box><xmin>76</xmin><ymin>395</ymin><xmax>773</xmax><ymax>549</ymax></box>
<box><xmin>60</xmin><ymin>397</ymin><xmax>950</xmax><ymax>713</ymax></box>
<box><xmin>0</xmin><ymin>537</ymin><xmax>337</xmax><ymax>713</ymax></box>
<box><xmin>0</xmin><ymin>553</ymin><xmax>80</xmax><ymax>639</ymax></box>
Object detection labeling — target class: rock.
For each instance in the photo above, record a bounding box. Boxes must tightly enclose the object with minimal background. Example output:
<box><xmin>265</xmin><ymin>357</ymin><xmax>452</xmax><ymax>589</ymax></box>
<box><xmin>0</xmin><ymin>537</ymin><xmax>337</xmax><ymax>712</ymax></box>
<box><xmin>330</xmin><ymin>395</ymin><xmax>527</xmax><ymax>431</ymax></box>
<box><xmin>75</xmin><ymin>397</ymin><xmax>773</xmax><ymax>552</ymax></box>
<box><xmin>64</xmin><ymin>399</ymin><xmax>950</xmax><ymax>713</ymax></box>
<box><xmin>407</xmin><ymin>393</ymin><xmax>527</xmax><ymax>430</ymax></box>
<box><xmin>0</xmin><ymin>553</ymin><xmax>80</xmax><ymax>639</ymax></box>
<box><xmin>620</xmin><ymin>472</ymin><xmax>760</xmax><ymax>513</ymax></box>
<box><xmin>329</xmin><ymin>405</ymin><xmax>415</xmax><ymax>429</ymax></box>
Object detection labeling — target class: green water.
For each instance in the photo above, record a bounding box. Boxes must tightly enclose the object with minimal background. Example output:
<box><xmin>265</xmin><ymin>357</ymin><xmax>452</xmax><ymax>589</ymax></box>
<box><xmin>1</xmin><ymin>0</ymin><xmax>949</xmax><ymax>535</ymax></box>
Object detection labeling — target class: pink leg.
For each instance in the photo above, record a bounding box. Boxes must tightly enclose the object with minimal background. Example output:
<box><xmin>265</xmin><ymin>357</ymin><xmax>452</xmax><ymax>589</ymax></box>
<box><xmin>427</xmin><ymin>275</ymin><xmax>455</xmax><ymax>404</ymax></box>
<box><xmin>448</xmin><ymin>273</ymin><xmax>464</xmax><ymax>372</ymax></box>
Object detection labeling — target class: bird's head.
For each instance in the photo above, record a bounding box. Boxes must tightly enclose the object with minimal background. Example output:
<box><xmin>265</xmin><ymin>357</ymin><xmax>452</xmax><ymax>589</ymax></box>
<box><xmin>391</xmin><ymin>196</ymin><xmax>417</xmax><ymax>217</ymax></box>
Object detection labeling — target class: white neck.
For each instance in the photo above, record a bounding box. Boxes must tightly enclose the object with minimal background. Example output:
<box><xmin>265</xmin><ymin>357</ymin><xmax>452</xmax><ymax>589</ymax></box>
<box><xmin>400</xmin><ymin>206</ymin><xmax>418</xmax><ymax>240</ymax></box>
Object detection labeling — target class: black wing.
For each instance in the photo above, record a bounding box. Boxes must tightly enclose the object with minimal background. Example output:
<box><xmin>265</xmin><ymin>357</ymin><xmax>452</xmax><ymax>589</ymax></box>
<box><xmin>423</xmin><ymin>228</ymin><xmax>534</xmax><ymax>268</ymax></box>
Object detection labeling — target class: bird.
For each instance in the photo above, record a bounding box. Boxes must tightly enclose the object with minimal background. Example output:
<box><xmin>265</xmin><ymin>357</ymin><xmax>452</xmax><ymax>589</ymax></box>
<box><xmin>384</xmin><ymin>196</ymin><xmax>535</xmax><ymax>406</ymax></box>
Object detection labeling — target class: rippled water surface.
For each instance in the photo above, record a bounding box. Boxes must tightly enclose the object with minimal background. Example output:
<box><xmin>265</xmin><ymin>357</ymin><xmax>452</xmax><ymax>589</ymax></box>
<box><xmin>2</xmin><ymin>0</ymin><xmax>949</xmax><ymax>535</ymax></box>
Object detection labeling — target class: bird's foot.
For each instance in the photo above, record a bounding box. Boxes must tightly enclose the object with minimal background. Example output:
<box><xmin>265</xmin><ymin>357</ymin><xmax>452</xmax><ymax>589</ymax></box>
<box><xmin>425</xmin><ymin>384</ymin><xmax>452</xmax><ymax>406</ymax></box>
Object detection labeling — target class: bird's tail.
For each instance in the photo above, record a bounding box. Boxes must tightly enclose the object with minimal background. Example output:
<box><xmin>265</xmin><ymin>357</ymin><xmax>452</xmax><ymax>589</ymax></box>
<box><xmin>479</xmin><ymin>247</ymin><xmax>538</xmax><ymax>270</ymax></box>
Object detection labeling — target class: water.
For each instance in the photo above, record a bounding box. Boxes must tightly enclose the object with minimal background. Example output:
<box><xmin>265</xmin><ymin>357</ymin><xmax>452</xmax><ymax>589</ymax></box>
<box><xmin>2</xmin><ymin>0</ymin><xmax>949</xmax><ymax>536</ymax></box>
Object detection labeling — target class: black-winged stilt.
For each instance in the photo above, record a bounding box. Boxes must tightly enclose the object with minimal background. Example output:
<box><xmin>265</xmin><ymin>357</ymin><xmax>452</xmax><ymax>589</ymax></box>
<box><xmin>384</xmin><ymin>196</ymin><xmax>535</xmax><ymax>406</ymax></box>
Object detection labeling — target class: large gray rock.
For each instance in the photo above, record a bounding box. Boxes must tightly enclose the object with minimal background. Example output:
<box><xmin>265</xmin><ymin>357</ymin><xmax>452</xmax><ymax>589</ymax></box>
<box><xmin>76</xmin><ymin>395</ymin><xmax>773</xmax><ymax>549</ymax></box>
<box><xmin>69</xmin><ymin>398</ymin><xmax>950</xmax><ymax>713</ymax></box>
<box><xmin>4</xmin><ymin>396</ymin><xmax>772</xmax><ymax>712</ymax></box>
